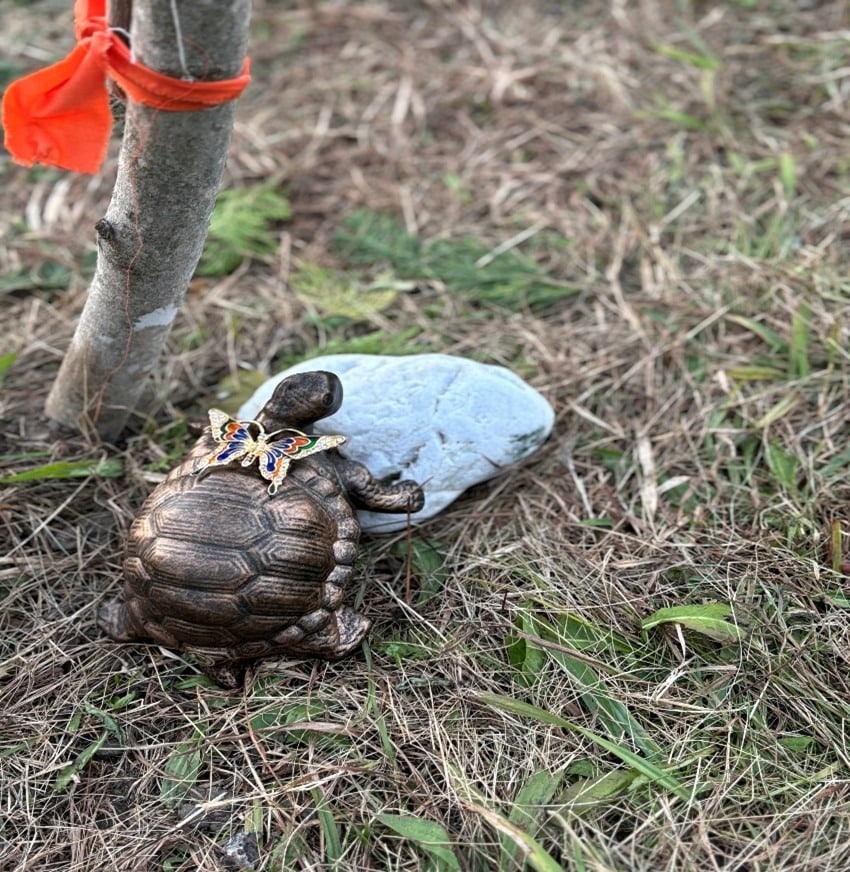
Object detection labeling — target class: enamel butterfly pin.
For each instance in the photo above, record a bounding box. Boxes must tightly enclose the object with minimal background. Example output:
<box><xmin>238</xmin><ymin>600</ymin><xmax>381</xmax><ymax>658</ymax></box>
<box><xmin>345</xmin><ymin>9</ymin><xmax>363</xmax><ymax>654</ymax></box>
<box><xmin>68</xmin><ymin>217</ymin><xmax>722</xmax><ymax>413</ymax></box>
<box><xmin>193</xmin><ymin>409</ymin><xmax>346</xmax><ymax>496</ymax></box>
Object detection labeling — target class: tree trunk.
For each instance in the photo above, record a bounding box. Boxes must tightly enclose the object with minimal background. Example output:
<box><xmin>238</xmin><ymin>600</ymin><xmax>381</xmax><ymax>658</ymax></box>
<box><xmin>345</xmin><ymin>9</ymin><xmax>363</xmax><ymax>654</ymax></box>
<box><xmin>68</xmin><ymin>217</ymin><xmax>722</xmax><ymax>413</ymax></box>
<box><xmin>44</xmin><ymin>0</ymin><xmax>251</xmax><ymax>441</ymax></box>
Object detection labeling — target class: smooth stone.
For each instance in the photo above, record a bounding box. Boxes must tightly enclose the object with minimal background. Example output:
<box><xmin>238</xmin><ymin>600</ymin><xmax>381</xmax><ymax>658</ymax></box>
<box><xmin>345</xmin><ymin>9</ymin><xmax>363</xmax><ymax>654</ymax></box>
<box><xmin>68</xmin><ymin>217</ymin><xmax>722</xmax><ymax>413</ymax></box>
<box><xmin>239</xmin><ymin>353</ymin><xmax>554</xmax><ymax>532</ymax></box>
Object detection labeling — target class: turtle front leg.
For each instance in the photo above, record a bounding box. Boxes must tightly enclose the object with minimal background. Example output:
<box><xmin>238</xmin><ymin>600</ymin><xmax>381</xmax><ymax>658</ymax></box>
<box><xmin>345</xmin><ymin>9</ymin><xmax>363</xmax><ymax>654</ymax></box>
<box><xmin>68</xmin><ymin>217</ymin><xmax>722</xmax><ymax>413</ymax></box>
<box><xmin>332</xmin><ymin>458</ymin><xmax>424</xmax><ymax>514</ymax></box>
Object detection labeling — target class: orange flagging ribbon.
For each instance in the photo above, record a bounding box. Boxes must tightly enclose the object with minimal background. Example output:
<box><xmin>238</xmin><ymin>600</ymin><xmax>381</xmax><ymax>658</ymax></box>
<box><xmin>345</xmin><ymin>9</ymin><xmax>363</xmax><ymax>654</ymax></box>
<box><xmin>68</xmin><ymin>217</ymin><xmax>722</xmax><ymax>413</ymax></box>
<box><xmin>2</xmin><ymin>0</ymin><xmax>251</xmax><ymax>173</ymax></box>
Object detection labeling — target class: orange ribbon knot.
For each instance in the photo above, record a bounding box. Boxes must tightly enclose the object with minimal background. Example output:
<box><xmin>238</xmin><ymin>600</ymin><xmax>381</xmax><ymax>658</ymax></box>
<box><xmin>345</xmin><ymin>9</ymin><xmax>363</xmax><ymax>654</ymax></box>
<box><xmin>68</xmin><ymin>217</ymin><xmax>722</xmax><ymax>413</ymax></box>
<box><xmin>2</xmin><ymin>0</ymin><xmax>251</xmax><ymax>173</ymax></box>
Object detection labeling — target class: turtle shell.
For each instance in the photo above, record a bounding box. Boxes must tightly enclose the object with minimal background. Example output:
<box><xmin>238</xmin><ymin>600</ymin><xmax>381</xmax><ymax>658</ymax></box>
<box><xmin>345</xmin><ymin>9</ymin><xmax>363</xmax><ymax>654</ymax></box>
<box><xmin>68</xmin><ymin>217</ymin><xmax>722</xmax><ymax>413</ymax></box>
<box><xmin>117</xmin><ymin>448</ymin><xmax>363</xmax><ymax>667</ymax></box>
<box><xmin>99</xmin><ymin>369</ymin><xmax>425</xmax><ymax>687</ymax></box>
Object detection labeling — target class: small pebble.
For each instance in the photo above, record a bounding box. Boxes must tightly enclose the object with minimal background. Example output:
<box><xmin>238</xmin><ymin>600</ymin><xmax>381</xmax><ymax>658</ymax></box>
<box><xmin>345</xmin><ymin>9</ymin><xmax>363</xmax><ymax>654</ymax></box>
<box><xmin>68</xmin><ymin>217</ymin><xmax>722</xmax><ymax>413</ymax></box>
<box><xmin>222</xmin><ymin>831</ymin><xmax>259</xmax><ymax>870</ymax></box>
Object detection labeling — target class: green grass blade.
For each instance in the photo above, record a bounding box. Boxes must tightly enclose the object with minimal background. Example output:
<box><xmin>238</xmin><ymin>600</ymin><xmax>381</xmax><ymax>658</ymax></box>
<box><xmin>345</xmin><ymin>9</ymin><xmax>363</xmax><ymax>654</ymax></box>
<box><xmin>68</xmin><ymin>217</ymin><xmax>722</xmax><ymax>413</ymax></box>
<box><xmin>830</xmin><ymin>520</ymin><xmax>845</xmax><ymax>574</ymax></box>
<box><xmin>519</xmin><ymin>611</ymin><xmax>661</xmax><ymax>757</ymax></box>
<box><xmin>725</xmin><ymin>314</ymin><xmax>786</xmax><ymax>351</ymax></box>
<box><xmin>754</xmin><ymin>395</ymin><xmax>800</xmax><ymax>429</ymax></box>
<box><xmin>763</xmin><ymin>440</ymin><xmax>799</xmax><ymax>493</ymax></box>
<box><xmin>647</xmin><ymin>107</ymin><xmax>708</xmax><ymax>131</ymax></box>
<box><xmin>560</xmin><ymin>768</ymin><xmax>637</xmax><ymax>814</ymax></box>
<box><xmin>778</xmin><ymin>152</ymin><xmax>797</xmax><ymax>197</ymax></box>
<box><xmin>54</xmin><ymin>732</ymin><xmax>108</xmax><ymax>793</ymax></box>
<box><xmin>506</xmin><ymin>613</ymin><xmax>547</xmax><ymax>686</ymax></box>
<box><xmin>653</xmin><ymin>42</ymin><xmax>721</xmax><ymax>70</ymax></box>
<box><xmin>789</xmin><ymin>303</ymin><xmax>811</xmax><ymax>378</ymax></box>
<box><xmin>545</xmin><ymin>646</ymin><xmax>661</xmax><ymax>758</ymax></box>
<box><xmin>642</xmin><ymin>602</ymin><xmax>743</xmax><ymax>643</ymax></box>
<box><xmin>291</xmin><ymin>263</ymin><xmax>400</xmax><ymax>320</ymax></box>
<box><xmin>726</xmin><ymin>365</ymin><xmax>784</xmax><ymax>381</ymax></box>
<box><xmin>474</xmin><ymin>692</ymin><xmax>690</xmax><ymax>800</ymax></box>
<box><xmin>312</xmin><ymin>790</ymin><xmax>343</xmax><ymax>864</ymax></box>
<box><xmin>0</xmin><ymin>350</ymin><xmax>17</xmax><ymax>387</ymax></box>
<box><xmin>198</xmin><ymin>182</ymin><xmax>292</xmax><ymax>277</ymax></box>
<box><xmin>464</xmin><ymin>799</ymin><xmax>563</xmax><ymax>872</ymax></box>
<box><xmin>0</xmin><ymin>457</ymin><xmax>123</xmax><ymax>484</ymax></box>
<box><xmin>159</xmin><ymin>740</ymin><xmax>203</xmax><ymax>807</ymax></box>
<box><xmin>377</xmin><ymin>814</ymin><xmax>461</xmax><ymax>871</ymax></box>
<box><xmin>818</xmin><ymin>445</ymin><xmax>850</xmax><ymax>485</ymax></box>
<box><xmin>332</xmin><ymin>209</ymin><xmax>577</xmax><ymax>312</ymax></box>
<box><xmin>499</xmin><ymin>769</ymin><xmax>562</xmax><ymax>872</ymax></box>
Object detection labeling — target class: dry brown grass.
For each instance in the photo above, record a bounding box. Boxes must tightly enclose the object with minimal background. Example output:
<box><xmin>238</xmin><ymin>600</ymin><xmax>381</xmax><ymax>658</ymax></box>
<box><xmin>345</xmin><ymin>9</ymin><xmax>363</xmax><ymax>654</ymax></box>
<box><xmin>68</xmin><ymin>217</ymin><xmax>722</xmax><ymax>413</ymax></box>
<box><xmin>3</xmin><ymin>0</ymin><xmax>850</xmax><ymax>869</ymax></box>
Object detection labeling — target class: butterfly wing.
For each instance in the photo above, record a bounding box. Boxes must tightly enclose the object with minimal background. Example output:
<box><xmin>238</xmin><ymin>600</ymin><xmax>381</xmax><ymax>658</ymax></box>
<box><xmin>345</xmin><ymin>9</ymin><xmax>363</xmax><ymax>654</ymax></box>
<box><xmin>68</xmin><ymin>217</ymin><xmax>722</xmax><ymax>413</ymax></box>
<box><xmin>259</xmin><ymin>433</ymin><xmax>347</xmax><ymax>495</ymax></box>
<box><xmin>257</xmin><ymin>446</ymin><xmax>293</xmax><ymax>496</ymax></box>
<box><xmin>208</xmin><ymin>409</ymin><xmax>256</xmax><ymax>445</ymax></box>
<box><xmin>286</xmin><ymin>433</ymin><xmax>347</xmax><ymax>458</ymax></box>
<box><xmin>192</xmin><ymin>409</ymin><xmax>257</xmax><ymax>474</ymax></box>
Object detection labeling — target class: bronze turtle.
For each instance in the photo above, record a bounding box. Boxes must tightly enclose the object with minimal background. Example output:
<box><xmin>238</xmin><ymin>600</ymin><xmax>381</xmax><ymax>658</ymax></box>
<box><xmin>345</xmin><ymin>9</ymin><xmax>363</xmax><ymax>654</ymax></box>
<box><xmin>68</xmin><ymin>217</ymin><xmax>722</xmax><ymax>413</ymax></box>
<box><xmin>98</xmin><ymin>371</ymin><xmax>424</xmax><ymax>687</ymax></box>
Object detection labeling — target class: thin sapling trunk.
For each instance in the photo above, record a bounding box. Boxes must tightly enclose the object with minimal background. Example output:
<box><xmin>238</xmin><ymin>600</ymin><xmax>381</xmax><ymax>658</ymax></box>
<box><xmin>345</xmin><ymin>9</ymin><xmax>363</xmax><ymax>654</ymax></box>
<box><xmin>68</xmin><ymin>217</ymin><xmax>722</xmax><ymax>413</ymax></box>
<box><xmin>44</xmin><ymin>0</ymin><xmax>251</xmax><ymax>441</ymax></box>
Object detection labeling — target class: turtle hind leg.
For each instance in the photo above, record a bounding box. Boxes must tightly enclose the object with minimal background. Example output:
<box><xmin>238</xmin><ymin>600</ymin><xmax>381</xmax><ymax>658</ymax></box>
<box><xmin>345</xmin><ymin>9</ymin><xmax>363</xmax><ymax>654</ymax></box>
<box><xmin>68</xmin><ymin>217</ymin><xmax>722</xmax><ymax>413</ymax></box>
<box><xmin>202</xmin><ymin>661</ymin><xmax>246</xmax><ymax>690</ymax></box>
<box><xmin>98</xmin><ymin>599</ymin><xmax>145</xmax><ymax>642</ymax></box>
<box><xmin>281</xmin><ymin>607</ymin><xmax>371</xmax><ymax>659</ymax></box>
<box><xmin>331</xmin><ymin>607</ymin><xmax>372</xmax><ymax>657</ymax></box>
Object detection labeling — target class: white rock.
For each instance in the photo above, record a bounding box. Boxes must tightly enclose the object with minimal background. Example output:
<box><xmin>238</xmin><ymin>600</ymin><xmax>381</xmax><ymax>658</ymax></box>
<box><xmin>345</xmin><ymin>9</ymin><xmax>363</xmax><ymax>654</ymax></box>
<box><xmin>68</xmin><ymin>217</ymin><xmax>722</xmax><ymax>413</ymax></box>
<box><xmin>239</xmin><ymin>354</ymin><xmax>554</xmax><ymax>532</ymax></box>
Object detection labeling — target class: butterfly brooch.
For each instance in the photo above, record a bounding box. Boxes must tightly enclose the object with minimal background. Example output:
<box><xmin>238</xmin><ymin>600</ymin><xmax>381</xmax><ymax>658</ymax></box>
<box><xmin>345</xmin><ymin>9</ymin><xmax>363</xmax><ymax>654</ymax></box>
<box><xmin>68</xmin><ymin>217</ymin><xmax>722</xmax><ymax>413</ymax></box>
<box><xmin>192</xmin><ymin>409</ymin><xmax>346</xmax><ymax>496</ymax></box>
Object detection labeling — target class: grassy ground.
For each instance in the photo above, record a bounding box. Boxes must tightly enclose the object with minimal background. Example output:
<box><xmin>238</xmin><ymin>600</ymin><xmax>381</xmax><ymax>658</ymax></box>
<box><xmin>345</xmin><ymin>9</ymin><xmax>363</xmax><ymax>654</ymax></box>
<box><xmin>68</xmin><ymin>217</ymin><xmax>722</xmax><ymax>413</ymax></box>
<box><xmin>2</xmin><ymin>1</ymin><xmax>850</xmax><ymax>869</ymax></box>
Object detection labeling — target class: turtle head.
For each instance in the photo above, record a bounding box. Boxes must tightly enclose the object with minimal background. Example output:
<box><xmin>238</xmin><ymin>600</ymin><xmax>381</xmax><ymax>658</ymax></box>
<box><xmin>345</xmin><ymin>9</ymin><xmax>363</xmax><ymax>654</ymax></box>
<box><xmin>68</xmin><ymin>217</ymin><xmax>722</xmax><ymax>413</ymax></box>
<box><xmin>257</xmin><ymin>371</ymin><xmax>343</xmax><ymax>430</ymax></box>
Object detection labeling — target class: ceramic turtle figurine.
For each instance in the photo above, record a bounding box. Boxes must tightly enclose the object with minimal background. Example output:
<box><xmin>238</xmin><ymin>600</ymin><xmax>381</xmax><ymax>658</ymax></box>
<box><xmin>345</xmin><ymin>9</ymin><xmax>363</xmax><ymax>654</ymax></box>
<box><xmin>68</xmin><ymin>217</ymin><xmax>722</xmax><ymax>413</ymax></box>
<box><xmin>98</xmin><ymin>371</ymin><xmax>424</xmax><ymax>687</ymax></box>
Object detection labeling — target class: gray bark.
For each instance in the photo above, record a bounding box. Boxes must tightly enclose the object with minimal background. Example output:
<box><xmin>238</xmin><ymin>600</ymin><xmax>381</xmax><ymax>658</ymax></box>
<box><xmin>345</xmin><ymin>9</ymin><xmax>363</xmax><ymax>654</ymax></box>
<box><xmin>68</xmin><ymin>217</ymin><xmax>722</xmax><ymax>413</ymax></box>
<box><xmin>44</xmin><ymin>0</ymin><xmax>251</xmax><ymax>441</ymax></box>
